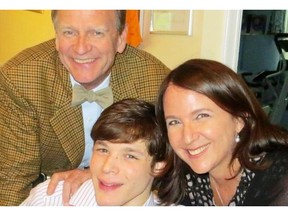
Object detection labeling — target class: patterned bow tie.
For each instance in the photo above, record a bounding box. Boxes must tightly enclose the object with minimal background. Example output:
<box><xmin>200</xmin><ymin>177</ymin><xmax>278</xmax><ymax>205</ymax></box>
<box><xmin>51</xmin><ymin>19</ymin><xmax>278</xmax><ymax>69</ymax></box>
<box><xmin>71</xmin><ymin>84</ymin><xmax>113</xmax><ymax>109</ymax></box>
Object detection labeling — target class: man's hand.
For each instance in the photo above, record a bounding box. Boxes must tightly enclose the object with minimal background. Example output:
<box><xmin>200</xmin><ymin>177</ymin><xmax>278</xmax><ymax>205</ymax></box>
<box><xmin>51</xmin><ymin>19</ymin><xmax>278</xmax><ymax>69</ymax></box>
<box><xmin>47</xmin><ymin>168</ymin><xmax>91</xmax><ymax>205</ymax></box>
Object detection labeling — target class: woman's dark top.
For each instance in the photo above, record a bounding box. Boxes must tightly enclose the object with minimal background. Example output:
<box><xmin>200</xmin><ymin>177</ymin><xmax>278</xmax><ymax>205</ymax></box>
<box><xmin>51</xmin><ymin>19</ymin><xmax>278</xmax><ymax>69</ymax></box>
<box><xmin>180</xmin><ymin>149</ymin><xmax>288</xmax><ymax>206</ymax></box>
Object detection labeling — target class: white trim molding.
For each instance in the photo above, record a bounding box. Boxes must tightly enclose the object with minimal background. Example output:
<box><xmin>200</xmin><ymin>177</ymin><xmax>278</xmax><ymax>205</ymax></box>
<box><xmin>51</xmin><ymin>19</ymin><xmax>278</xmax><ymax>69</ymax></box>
<box><xmin>222</xmin><ymin>10</ymin><xmax>243</xmax><ymax>71</ymax></box>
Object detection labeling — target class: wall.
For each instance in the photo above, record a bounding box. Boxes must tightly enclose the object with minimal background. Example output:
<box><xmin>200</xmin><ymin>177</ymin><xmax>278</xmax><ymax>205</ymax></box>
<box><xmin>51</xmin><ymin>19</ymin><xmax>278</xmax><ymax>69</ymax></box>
<box><xmin>0</xmin><ymin>10</ymin><xmax>227</xmax><ymax>69</ymax></box>
<box><xmin>140</xmin><ymin>10</ymin><xmax>226</xmax><ymax>69</ymax></box>
<box><xmin>0</xmin><ymin>10</ymin><xmax>55</xmax><ymax>65</ymax></box>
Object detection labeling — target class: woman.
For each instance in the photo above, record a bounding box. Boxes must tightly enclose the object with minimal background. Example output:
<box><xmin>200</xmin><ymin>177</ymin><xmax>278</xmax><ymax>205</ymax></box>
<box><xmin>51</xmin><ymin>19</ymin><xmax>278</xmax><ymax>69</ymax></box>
<box><xmin>156</xmin><ymin>59</ymin><xmax>288</xmax><ymax>206</ymax></box>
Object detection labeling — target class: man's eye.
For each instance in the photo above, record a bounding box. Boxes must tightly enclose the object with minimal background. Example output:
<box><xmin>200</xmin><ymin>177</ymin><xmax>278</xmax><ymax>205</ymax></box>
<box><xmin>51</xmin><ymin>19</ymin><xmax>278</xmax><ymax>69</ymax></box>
<box><xmin>91</xmin><ymin>30</ymin><xmax>104</xmax><ymax>37</ymax></box>
<box><xmin>63</xmin><ymin>30</ymin><xmax>75</xmax><ymax>37</ymax></box>
<box><xmin>96</xmin><ymin>31</ymin><xmax>103</xmax><ymax>35</ymax></box>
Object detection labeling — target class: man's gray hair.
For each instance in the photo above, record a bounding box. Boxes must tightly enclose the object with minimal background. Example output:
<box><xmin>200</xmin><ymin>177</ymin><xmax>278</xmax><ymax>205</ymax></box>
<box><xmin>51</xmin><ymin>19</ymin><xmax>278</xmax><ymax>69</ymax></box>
<box><xmin>51</xmin><ymin>10</ymin><xmax>126</xmax><ymax>34</ymax></box>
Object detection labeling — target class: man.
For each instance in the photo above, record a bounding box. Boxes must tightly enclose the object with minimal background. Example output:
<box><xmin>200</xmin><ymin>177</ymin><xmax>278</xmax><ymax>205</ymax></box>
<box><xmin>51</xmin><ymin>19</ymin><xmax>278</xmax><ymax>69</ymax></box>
<box><xmin>0</xmin><ymin>10</ymin><xmax>170</xmax><ymax>205</ymax></box>
<box><xmin>20</xmin><ymin>99</ymin><xmax>170</xmax><ymax>206</ymax></box>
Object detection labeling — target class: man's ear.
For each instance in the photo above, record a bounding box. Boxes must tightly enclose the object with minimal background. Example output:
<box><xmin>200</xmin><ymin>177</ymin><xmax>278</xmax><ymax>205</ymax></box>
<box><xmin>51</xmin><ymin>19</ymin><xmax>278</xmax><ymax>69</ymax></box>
<box><xmin>116</xmin><ymin>25</ymin><xmax>128</xmax><ymax>53</ymax></box>
<box><xmin>55</xmin><ymin>37</ymin><xmax>59</xmax><ymax>51</ymax></box>
<box><xmin>152</xmin><ymin>161</ymin><xmax>167</xmax><ymax>176</ymax></box>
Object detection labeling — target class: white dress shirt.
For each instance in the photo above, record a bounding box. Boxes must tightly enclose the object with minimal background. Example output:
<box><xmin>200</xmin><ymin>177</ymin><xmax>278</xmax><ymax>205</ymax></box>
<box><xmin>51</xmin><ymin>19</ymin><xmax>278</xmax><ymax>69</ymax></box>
<box><xmin>20</xmin><ymin>179</ymin><xmax>158</xmax><ymax>206</ymax></box>
<box><xmin>70</xmin><ymin>74</ymin><xmax>111</xmax><ymax>169</ymax></box>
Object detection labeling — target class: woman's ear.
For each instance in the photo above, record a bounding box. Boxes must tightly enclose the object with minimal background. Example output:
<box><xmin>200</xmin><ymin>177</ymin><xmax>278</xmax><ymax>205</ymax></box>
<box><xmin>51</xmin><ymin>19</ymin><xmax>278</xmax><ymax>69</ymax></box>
<box><xmin>235</xmin><ymin>116</ymin><xmax>245</xmax><ymax>134</ymax></box>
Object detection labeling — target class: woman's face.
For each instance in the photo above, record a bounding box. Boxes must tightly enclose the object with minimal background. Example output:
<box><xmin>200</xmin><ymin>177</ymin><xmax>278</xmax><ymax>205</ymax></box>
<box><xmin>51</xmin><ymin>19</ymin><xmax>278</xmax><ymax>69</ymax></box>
<box><xmin>163</xmin><ymin>84</ymin><xmax>244</xmax><ymax>176</ymax></box>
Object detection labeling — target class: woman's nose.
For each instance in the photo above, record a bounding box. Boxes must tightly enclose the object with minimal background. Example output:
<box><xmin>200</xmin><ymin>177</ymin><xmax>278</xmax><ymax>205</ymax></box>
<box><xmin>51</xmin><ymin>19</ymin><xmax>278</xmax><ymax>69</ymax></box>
<box><xmin>183</xmin><ymin>123</ymin><xmax>198</xmax><ymax>145</ymax></box>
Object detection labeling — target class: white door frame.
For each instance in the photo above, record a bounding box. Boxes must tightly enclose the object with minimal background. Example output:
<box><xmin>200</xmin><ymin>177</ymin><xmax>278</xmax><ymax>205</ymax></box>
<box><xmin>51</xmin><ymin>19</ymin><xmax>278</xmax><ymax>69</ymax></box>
<box><xmin>222</xmin><ymin>10</ymin><xmax>243</xmax><ymax>71</ymax></box>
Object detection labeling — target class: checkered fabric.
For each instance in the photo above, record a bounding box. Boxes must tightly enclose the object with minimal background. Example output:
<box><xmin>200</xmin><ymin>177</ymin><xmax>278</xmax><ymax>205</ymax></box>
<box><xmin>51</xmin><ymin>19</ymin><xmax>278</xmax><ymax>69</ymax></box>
<box><xmin>0</xmin><ymin>39</ymin><xmax>170</xmax><ymax>206</ymax></box>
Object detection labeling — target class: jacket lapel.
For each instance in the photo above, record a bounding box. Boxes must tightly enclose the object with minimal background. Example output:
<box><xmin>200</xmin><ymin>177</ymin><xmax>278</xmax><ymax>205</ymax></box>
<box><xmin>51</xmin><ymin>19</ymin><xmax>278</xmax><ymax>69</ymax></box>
<box><xmin>50</xmin><ymin>104</ymin><xmax>84</xmax><ymax>167</ymax></box>
<box><xmin>110</xmin><ymin>53</ymin><xmax>138</xmax><ymax>101</ymax></box>
<box><xmin>49</xmin><ymin>62</ymin><xmax>84</xmax><ymax>167</ymax></box>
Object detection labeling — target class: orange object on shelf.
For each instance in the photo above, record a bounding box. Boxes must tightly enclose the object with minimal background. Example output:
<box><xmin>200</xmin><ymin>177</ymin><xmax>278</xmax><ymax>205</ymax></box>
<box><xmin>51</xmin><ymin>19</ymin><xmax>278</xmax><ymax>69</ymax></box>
<box><xmin>126</xmin><ymin>10</ymin><xmax>142</xmax><ymax>47</ymax></box>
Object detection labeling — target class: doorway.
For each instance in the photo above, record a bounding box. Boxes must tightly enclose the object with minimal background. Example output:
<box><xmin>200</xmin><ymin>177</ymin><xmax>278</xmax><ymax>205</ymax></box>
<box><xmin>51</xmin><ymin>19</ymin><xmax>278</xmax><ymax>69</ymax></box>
<box><xmin>235</xmin><ymin>10</ymin><xmax>288</xmax><ymax>129</ymax></box>
<box><xmin>237</xmin><ymin>10</ymin><xmax>286</xmax><ymax>74</ymax></box>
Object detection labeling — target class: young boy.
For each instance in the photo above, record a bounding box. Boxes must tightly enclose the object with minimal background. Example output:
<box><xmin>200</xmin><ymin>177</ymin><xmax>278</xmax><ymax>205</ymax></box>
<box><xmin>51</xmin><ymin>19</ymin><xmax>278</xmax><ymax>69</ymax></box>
<box><xmin>20</xmin><ymin>99</ymin><xmax>171</xmax><ymax>206</ymax></box>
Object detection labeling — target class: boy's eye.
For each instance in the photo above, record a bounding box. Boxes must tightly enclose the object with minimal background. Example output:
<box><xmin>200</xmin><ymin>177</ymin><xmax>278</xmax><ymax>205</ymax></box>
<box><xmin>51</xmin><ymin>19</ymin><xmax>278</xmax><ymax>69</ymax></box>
<box><xmin>95</xmin><ymin>148</ymin><xmax>108</xmax><ymax>153</ymax></box>
<box><xmin>126</xmin><ymin>154</ymin><xmax>137</xmax><ymax>160</ymax></box>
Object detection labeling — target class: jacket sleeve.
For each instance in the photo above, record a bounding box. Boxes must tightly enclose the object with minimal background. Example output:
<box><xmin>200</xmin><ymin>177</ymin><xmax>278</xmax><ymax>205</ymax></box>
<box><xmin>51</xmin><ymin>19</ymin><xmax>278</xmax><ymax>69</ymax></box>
<box><xmin>0</xmin><ymin>67</ymin><xmax>41</xmax><ymax>206</ymax></box>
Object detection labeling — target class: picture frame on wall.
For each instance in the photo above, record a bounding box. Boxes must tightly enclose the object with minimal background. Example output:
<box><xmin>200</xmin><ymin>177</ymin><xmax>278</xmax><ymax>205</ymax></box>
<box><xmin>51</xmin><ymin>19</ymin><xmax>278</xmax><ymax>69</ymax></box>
<box><xmin>242</xmin><ymin>14</ymin><xmax>268</xmax><ymax>35</ymax></box>
<box><xmin>150</xmin><ymin>10</ymin><xmax>193</xmax><ymax>36</ymax></box>
<box><xmin>249</xmin><ymin>15</ymin><xmax>267</xmax><ymax>34</ymax></box>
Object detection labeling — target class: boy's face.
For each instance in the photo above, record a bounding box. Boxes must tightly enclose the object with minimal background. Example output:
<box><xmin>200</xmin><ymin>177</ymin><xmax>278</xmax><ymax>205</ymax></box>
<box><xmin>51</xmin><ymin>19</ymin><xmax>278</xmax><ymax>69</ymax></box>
<box><xmin>90</xmin><ymin>140</ymin><xmax>155</xmax><ymax>206</ymax></box>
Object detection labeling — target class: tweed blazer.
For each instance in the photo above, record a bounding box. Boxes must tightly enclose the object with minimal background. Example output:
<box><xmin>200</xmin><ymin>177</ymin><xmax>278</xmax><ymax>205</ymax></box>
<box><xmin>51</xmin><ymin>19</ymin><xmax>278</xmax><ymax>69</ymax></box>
<box><xmin>0</xmin><ymin>39</ymin><xmax>170</xmax><ymax>205</ymax></box>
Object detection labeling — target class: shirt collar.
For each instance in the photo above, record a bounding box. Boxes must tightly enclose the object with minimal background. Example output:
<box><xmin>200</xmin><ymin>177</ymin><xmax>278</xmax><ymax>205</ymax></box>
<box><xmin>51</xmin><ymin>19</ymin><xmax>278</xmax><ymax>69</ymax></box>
<box><xmin>69</xmin><ymin>73</ymin><xmax>111</xmax><ymax>91</ymax></box>
<box><xmin>143</xmin><ymin>192</ymin><xmax>158</xmax><ymax>206</ymax></box>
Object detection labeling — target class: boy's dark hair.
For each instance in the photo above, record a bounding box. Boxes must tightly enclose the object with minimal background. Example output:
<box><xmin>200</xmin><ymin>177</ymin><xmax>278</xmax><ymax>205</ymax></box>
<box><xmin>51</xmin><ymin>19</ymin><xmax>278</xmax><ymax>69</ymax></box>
<box><xmin>91</xmin><ymin>98</ymin><xmax>173</xmax><ymax>190</ymax></box>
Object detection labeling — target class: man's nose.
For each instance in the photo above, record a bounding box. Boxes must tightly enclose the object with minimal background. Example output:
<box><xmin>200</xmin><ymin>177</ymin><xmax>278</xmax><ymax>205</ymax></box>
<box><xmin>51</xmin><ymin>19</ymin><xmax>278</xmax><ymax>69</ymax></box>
<box><xmin>73</xmin><ymin>35</ymin><xmax>92</xmax><ymax>55</ymax></box>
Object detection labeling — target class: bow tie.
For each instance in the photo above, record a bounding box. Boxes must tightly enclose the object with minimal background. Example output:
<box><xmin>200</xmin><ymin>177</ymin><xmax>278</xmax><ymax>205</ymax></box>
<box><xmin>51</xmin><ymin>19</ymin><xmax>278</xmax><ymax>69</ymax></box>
<box><xmin>71</xmin><ymin>84</ymin><xmax>113</xmax><ymax>109</ymax></box>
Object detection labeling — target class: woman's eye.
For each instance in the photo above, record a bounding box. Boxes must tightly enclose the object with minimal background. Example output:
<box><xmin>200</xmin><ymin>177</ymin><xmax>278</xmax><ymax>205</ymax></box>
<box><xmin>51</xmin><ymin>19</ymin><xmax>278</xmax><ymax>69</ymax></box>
<box><xmin>196</xmin><ymin>113</ymin><xmax>210</xmax><ymax>119</ymax></box>
<box><xmin>166</xmin><ymin>119</ymin><xmax>180</xmax><ymax>126</ymax></box>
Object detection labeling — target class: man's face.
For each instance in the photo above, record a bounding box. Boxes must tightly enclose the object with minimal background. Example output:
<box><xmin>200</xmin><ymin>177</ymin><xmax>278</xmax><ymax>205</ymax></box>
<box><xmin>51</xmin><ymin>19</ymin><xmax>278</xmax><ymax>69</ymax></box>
<box><xmin>90</xmin><ymin>140</ymin><xmax>155</xmax><ymax>206</ymax></box>
<box><xmin>53</xmin><ymin>10</ymin><xmax>127</xmax><ymax>90</ymax></box>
